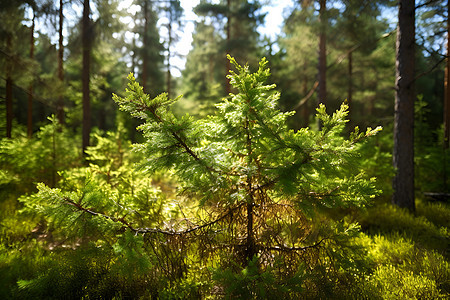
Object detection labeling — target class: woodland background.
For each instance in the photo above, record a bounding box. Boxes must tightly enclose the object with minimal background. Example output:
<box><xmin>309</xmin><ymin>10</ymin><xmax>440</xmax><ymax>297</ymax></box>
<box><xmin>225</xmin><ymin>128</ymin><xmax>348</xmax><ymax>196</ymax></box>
<box><xmin>0</xmin><ymin>0</ymin><xmax>449</xmax><ymax>298</ymax></box>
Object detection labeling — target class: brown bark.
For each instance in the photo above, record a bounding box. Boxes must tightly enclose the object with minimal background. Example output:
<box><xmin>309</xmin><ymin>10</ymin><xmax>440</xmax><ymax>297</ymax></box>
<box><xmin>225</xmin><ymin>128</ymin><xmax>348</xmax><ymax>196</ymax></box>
<box><xmin>6</xmin><ymin>34</ymin><xmax>13</xmax><ymax>138</ymax></box>
<box><xmin>57</xmin><ymin>0</ymin><xmax>64</xmax><ymax>125</ymax></box>
<box><xmin>392</xmin><ymin>0</ymin><xmax>415</xmax><ymax>212</ymax></box>
<box><xmin>444</xmin><ymin>0</ymin><xmax>449</xmax><ymax>190</ymax></box>
<box><xmin>317</xmin><ymin>0</ymin><xmax>327</xmax><ymax>130</ymax></box>
<box><xmin>317</xmin><ymin>0</ymin><xmax>327</xmax><ymax>107</ymax></box>
<box><xmin>302</xmin><ymin>61</ymin><xmax>310</xmax><ymax>127</ymax></box>
<box><xmin>82</xmin><ymin>0</ymin><xmax>91</xmax><ymax>155</ymax></box>
<box><xmin>245</xmin><ymin>201</ymin><xmax>255</xmax><ymax>263</ymax></box>
<box><xmin>444</xmin><ymin>0</ymin><xmax>450</xmax><ymax>149</ymax></box>
<box><xmin>27</xmin><ymin>13</ymin><xmax>35</xmax><ymax>138</ymax></box>
<box><xmin>225</xmin><ymin>0</ymin><xmax>231</xmax><ymax>95</ymax></box>
<box><xmin>347</xmin><ymin>51</ymin><xmax>353</xmax><ymax>123</ymax></box>
<box><xmin>166</xmin><ymin>16</ymin><xmax>172</xmax><ymax>99</ymax></box>
<box><xmin>143</xmin><ymin>1</ymin><xmax>149</xmax><ymax>93</ymax></box>
<box><xmin>245</xmin><ymin>119</ymin><xmax>256</xmax><ymax>264</ymax></box>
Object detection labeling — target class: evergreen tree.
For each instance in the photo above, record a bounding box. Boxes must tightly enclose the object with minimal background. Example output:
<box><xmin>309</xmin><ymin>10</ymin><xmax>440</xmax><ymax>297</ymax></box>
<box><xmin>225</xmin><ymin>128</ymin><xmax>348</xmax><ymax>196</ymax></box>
<box><xmin>60</xmin><ymin>0</ymin><xmax>130</xmax><ymax>134</ymax></box>
<box><xmin>19</xmin><ymin>57</ymin><xmax>382</xmax><ymax>297</ymax></box>
<box><xmin>0</xmin><ymin>1</ymin><xmax>33</xmax><ymax>138</ymax></box>
<box><xmin>180</xmin><ymin>20</ymin><xmax>225</xmax><ymax>115</ymax></box>
<box><xmin>278</xmin><ymin>5</ymin><xmax>318</xmax><ymax>128</ymax></box>
<box><xmin>278</xmin><ymin>0</ymin><xmax>395</xmax><ymax>130</ymax></box>
<box><xmin>90</xmin><ymin>0</ymin><xmax>129</xmax><ymax>131</ymax></box>
<box><xmin>182</xmin><ymin>0</ymin><xmax>264</xmax><ymax>110</ymax></box>
<box><xmin>414</xmin><ymin>0</ymin><xmax>447</xmax><ymax>139</ymax></box>
<box><xmin>333</xmin><ymin>0</ymin><xmax>389</xmax><ymax>124</ymax></box>
<box><xmin>161</xmin><ymin>0</ymin><xmax>183</xmax><ymax>99</ymax></box>
<box><xmin>134</xmin><ymin>0</ymin><xmax>165</xmax><ymax>97</ymax></box>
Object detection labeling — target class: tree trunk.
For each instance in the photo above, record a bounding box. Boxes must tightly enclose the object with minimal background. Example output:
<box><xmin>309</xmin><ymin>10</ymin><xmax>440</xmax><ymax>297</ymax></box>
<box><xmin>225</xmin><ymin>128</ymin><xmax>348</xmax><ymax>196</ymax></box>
<box><xmin>143</xmin><ymin>0</ymin><xmax>149</xmax><ymax>93</ymax></box>
<box><xmin>347</xmin><ymin>50</ymin><xmax>353</xmax><ymax>127</ymax></box>
<box><xmin>392</xmin><ymin>0</ymin><xmax>415</xmax><ymax>212</ymax></box>
<box><xmin>82</xmin><ymin>0</ymin><xmax>91</xmax><ymax>155</ymax></box>
<box><xmin>132</xmin><ymin>34</ymin><xmax>137</xmax><ymax>75</ymax></box>
<box><xmin>443</xmin><ymin>0</ymin><xmax>450</xmax><ymax>191</ymax></box>
<box><xmin>245</xmin><ymin>201</ymin><xmax>255</xmax><ymax>263</ymax></box>
<box><xmin>317</xmin><ymin>0</ymin><xmax>327</xmax><ymax>107</ymax></box>
<box><xmin>302</xmin><ymin>61</ymin><xmax>309</xmax><ymax>128</ymax></box>
<box><xmin>444</xmin><ymin>0</ymin><xmax>450</xmax><ymax>149</ymax></box>
<box><xmin>6</xmin><ymin>34</ymin><xmax>13</xmax><ymax>139</ymax></box>
<box><xmin>57</xmin><ymin>0</ymin><xmax>65</xmax><ymax>125</ymax></box>
<box><xmin>27</xmin><ymin>13</ymin><xmax>35</xmax><ymax>138</ymax></box>
<box><xmin>317</xmin><ymin>0</ymin><xmax>327</xmax><ymax>130</ymax></box>
<box><xmin>166</xmin><ymin>16</ymin><xmax>172</xmax><ymax>99</ymax></box>
<box><xmin>245</xmin><ymin>119</ymin><xmax>256</xmax><ymax>264</ymax></box>
<box><xmin>225</xmin><ymin>0</ymin><xmax>231</xmax><ymax>94</ymax></box>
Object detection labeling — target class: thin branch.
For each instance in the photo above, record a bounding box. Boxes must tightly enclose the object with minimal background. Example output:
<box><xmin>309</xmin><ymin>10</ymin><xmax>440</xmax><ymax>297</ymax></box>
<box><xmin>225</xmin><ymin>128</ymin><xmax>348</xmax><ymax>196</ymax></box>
<box><xmin>327</xmin><ymin>44</ymin><xmax>360</xmax><ymax>70</ymax></box>
<box><xmin>416</xmin><ymin>39</ymin><xmax>447</xmax><ymax>58</ymax></box>
<box><xmin>413</xmin><ymin>56</ymin><xmax>446</xmax><ymax>82</ymax></box>
<box><xmin>0</xmin><ymin>76</ymin><xmax>54</xmax><ymax>107</ymax></box>
<box><xmin>63</xmin><ymin>196</ymin><xmax>243</xmax><ymax>236</ymax></box>
<box><xmin>292</xmin><ymin>31</ymin><xmax>395</xmax><ymax>110</ymax></box>
<box><xmin>134</xmin><ymin>100</ymin><xmax>213</xmax><ymax>169</ymax></box>
<box><xmin>262</xmin><ymin>238</ymin><xmax>327</xmax><ymax>252</ymax></box>
<box><xmin>416</xmin><ymin>0</ymin><xmax>440</xmax><ymax>10</ymax></box>
<box><xmin>293</xmin><ymin>81</ymin><xmax>319</xmax><ymax>109</ymax></box>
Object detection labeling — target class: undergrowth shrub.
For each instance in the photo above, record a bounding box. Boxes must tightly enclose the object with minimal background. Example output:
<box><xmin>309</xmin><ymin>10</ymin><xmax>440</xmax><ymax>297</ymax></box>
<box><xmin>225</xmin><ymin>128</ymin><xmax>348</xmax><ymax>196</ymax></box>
<box><xmin>0</xmin><ymin>116</ymin><xmax>80</xmax><ymax>284</ymax></box>
<box><xmin>0</xmin><ymin>116</ymin><xmax>79</xmax><ymax>195</ymax></box>
<box><xmin>4</xmin><ymin>124</ymin><xmax>174</xmax><ymax>298</ymax></box>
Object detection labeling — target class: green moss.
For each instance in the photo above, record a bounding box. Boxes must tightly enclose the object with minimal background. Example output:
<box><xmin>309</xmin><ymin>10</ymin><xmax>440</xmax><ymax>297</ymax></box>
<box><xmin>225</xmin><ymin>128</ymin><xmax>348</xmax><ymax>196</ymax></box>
<box><xmin>359</xmin><ymin>203</ymin><xmax>449</xmax><ymax>253</ymax></box>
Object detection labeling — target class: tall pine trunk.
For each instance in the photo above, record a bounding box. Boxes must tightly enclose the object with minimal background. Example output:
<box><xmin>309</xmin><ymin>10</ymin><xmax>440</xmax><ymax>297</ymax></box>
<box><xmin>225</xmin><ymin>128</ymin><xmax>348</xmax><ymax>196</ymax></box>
<box><xmin>225</xmin><ymin>0</ymin><xmax>231</xmax><ymax>94</ymax></box>
<box><xmin>27</xmin><ymin>13</ymin><xmax>35</xmax><ymax>138</ymax></box>
<box><xmin>6</xmin><ymin>34</ymin><xmax>13</xmax><ymax>138</ymax></box>
<box><xmin>166</xmin><ymin>17</ymin><xmax>172</xmax><ymax>99</ymax></box>
<box><xmin>444</xmin><ymin>0</ymin><xmax>450</xmax><ymax>149</ymax></box>
<box><xmin>302</xmin><ymin>61</ymin><xmax>310</xmax><ymax>128</ymax></box>
<box><xmin>443</xmin><ymin>0</ymin><xmax>449</xmax><ymax>190</ymax></box>
<box><xmin>317</xmin><ymin>0</ymin><xmax>327</xmax><ymax>129</ymax></box>
<box><xmin>82</xmin><ymin>0</ymin><xmax>91</xmax><ymax>155</ymax></box>
<box><xmin>392</xmin><ymin>0</ymin><xmax>415</xmax><ymax>212</ymax></box>
<box><xmin>57</xmin><ymin>0</ymin><xmax>64</xmax><ymax>125</ymax></box>
<box><xmin>347</xmin><ymin>51</ymin><xmax>353</xmax><ymax>128</ymax></box>
<box><xmin>143</xmin><ymin>0</ymin><xmax>149</xmax><ymax>93</ymax></box>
